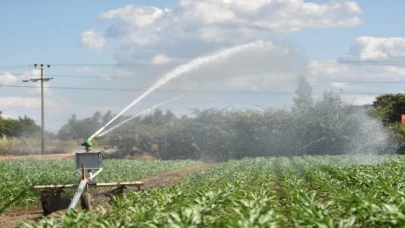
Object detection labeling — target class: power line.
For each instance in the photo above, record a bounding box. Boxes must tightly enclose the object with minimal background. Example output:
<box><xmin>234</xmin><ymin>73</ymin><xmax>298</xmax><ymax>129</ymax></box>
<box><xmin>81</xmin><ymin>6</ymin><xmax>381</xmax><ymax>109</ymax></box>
<box><xmin>0</xmin><ymin>65</ymin><xmax>31</xmax><ymax>69</ymax></box>
<box><xmin>3</xmin><ymin>60</ymin><xmax>405</xmax><ymax>69</ymax></box>
<box><xmin>49</xmin><ymin>63</ymin><xmax>157</xmax><ymax>67</ymax></box>
<box><xmin>6</xmin><ymin>72</ymin><xmax>405</xmax><ymax>82</ymax></box>
<box><xmin>47</xmin><ymin>60</ymin><xmax>405</xmax><ymax>67</ymax></box>
<box><xmin>7</xmin><ymin>73</ymin><xmax>144</xmax><ymax>79</ymax></box>
<box><xmin>0</xmin><ymin>84</ymin><xmax>398</xmax><ymax>95</ymax></box>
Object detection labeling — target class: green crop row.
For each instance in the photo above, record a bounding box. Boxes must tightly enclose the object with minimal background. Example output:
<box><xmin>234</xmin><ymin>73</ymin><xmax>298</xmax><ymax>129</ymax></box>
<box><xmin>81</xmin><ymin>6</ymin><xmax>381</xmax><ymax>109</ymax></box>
<box><xmin>23</xmin><ymin>158</ymin><xmax>285</xmax><ymax>227</ymax></box>
<box><xmin>0</xmin><ymin>159</ymin><xmax>200</xmax><ymax>212</ymax></box>
<box><xmin>19</xmin><ymin>155</ymin><xmax>405</xmax><ymax>227</ymax></box>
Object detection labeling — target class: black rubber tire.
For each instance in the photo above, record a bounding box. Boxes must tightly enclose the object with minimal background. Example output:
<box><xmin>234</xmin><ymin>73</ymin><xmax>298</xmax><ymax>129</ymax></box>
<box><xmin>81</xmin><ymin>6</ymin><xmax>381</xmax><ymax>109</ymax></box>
<box><xmin>80</xmin><ymin>193</ymin><xmax>92</xmax><ymax>211</ymax></box>
<box><xmin>40</xmin><ymin>190</ymin><xmax>52</xmax><ymax>215</ymax></box>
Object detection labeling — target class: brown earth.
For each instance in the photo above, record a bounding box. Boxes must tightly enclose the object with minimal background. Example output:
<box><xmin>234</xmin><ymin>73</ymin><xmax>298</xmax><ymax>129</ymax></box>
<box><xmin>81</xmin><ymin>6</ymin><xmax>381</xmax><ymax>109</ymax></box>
<box><xmin>0</xmin><ymin>153</ymin><xmax>75</xmax><ymax>161</ymax></box>
<box><xmin>0</xmin><ymin>163</ymin><xmax>213</xmax><ymax>228</ymax></box>
<box><xmin>0</xmin><ymin>152</ymin><xmax>158</xmax><ymax>161</ymax></box>
<box><xmin>139</xmin><ymin>163</ymin><xmax>212</xmax><ymax>190</ymax></box>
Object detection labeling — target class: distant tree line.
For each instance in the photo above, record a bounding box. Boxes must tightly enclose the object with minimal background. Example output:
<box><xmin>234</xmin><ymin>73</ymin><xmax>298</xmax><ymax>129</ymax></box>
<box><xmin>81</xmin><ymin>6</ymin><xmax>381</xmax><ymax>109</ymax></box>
<box><xmin>96</xmin><ymin>76</ymin><xmax>399</xmax><ymax>161</ymax></box>
<box><xmin>0</xmin><ymin>115</ymin><xmax>41</xmax><ymax>138</ymax></box>
<box><xmin>371</xmin><ymin>93</ymin><xmax>405</xmax><ymax>153</ymax></box>
<box><xmin>56</xmin><ymin>111</ymin><xmax>114</xmax><ymax>140</ymax></box>
<box><xmin>2</xmin><ymin>75</ymin><xmax>405</xmax><ymax>160</ymax></box>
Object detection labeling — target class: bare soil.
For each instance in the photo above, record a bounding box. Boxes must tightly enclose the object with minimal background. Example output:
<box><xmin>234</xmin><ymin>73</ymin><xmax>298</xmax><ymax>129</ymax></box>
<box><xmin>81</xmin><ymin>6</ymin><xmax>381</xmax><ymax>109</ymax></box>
<box><xmin>140</xmin><ymin>163</ymin><xmax>212</xmax><ymax>190</ymax></box>
<box><xmin>0</xmin><ymin>163</ymin><xmax>212</xmax><ymax>228</ymax></box>
<box><xmin>0</xmin><ymin>153</ymin><xmax>75</xmax><ymax>161</ymax></box>
<box><xmin>0</xmin><ymin>152</ymin><xmax>157</xmax><ymax>161</ymax></box>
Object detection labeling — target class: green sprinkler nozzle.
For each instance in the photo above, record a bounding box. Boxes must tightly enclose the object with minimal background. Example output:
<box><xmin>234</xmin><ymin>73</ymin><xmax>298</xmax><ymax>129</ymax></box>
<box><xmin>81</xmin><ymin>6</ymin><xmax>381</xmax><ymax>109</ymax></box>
<box><xmin>81</xmin><ymin>136</ymin><xmax>98</xmax><ymax>148</ymax></box>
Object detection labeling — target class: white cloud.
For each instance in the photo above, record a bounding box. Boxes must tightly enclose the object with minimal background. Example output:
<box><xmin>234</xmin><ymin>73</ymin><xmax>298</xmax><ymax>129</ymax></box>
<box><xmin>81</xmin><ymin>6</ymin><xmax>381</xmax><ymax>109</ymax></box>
<box><xmin>100</xmin><ymin>5</ymin><xmax>164</xmax><ymax>28</ymax></box>
<box><xmin>150</xmin><ymin>54</ymin><xmax>172</xmax><ymax>64</ymax></box>
<box><xmin>0</xmin><ymin>71</ymin><xmax>52</xmax><ymax>95</ymax></box>
<box><xmin>312</xmin><ymin>34</ymin><xmax>405</xmax><ymax>83</ymax></box>
<box><xmin>0</xmin><ymin>72</ymin><xmax>18</xmax><ymax>85</ymax></box>
<box><xmin>20</xmin><ymin>70</ymin><xmax>52</xmax><ymax>95</ymax></box>
<box><xmin>80</xmin><ymin>30</ymin><xmax>106</xmax><ymax>51</ymax></box>
<box><xmin>0</xmin><ymin>97</ymin><xmax>58</xmax><ymax>109</ymax></box>
<box><xmin>158</xmin><ymin>40</ymin><xmax>308</xmax><ymax>95</ymax></box>
<box><xmin>89</xmin><ymin>0</ymin><xmax>362</xmax><ymax>60</ymax></box>
<box><xmin>339</xmin><ymin>36</ymin><xmax>405</xmax><ymax>62</ymax></box>
<box><xmin>310</xmin><ymin>59</ymin><xmax>405</xmax><ymax>81</ymax></box>
<box><xmin>308</xmin><ymin>57</ymin><xmax>405</xmax><ymax>105</ymax></box>
<box><xmin>177</xmin><ymin>0</ymin><xmax>362</xmax><ymax>32</ymax></box>
<box><xmin>345</xmin><ymin>1</ymin><xmax>362</xmax><ymax>13</ymax></box>
<box><xmin>70</xmin><ymin>1</ymin><xmax>370</xmax><ymax>123</ymax></box>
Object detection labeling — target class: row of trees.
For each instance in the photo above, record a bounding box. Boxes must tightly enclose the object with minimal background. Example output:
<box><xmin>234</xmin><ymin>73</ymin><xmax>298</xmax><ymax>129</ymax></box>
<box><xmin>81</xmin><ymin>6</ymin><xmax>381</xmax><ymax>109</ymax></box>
<box><xmin>1</xmin><ymin>75</ymin><xmax>404</xmax><ymax>160</ymax></box>
<box><xmin>98</xmin><ymin>76</ymin><xmax>399</xmax><ymax>161</ymax></box>
<box><xmin>0</xmin><ymin>115</ymin><xmax>41</xmax><ymax>138</ymax></box>
<box><xmin>371</xmin><ymin>93</ymin><xmax>405</xmax><ymax>152</ymax></box>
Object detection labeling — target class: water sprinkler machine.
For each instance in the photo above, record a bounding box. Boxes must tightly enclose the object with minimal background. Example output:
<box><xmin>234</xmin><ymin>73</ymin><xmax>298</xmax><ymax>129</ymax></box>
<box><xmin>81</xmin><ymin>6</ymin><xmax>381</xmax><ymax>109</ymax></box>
<box><xmin>31</xmin><ymin>41</ymin><xmax>261</xmax><ymax>215</ymax></box>
<box><xmin>33</xmin><ymin>137</ymin><xmax>144</xmax><ymax>215</ymax></box>
<box><xmin>81</xmin><ymin>136</ymin><xmax>98</xmax><ymax>152</ymax></box>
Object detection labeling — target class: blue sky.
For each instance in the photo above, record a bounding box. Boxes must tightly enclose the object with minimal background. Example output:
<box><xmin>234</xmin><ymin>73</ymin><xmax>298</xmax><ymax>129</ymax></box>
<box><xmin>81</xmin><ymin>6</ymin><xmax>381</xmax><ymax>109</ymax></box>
<box><xmin>1</xmin><ymin>0</ymin><xmax>405</xmax><ymax>132</ymax></box>
<box><xmin>2</xmin><ymin>0</ymin><xmax>404</xmax><ymax>64</ymax></box>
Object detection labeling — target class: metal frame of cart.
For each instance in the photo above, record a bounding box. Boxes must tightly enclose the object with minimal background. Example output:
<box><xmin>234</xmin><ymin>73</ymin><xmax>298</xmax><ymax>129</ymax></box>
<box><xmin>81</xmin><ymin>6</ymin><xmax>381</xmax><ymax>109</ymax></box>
<box><xmin>33</xmin><ymin>152</ymin><xmax>144</xmax><ymax>215</ymax></box>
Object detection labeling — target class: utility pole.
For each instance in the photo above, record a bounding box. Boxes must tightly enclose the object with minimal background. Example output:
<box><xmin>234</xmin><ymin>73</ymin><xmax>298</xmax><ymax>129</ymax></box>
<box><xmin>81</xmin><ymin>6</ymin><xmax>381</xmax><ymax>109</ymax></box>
<box><xmin>22</xmin><ymin>64</ymin><xmax>53</xmax><ymax>155</ymax></box>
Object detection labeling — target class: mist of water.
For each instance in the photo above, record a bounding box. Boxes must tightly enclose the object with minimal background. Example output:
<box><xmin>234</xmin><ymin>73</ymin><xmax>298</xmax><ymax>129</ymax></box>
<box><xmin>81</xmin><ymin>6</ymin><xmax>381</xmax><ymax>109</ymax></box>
<box><xmin>341</xmin><ymin>110</ymin><xmax>398</xmax><ymax>165</ymax></box>
<box><xmin>280</xmin><ymin>91</ymin><xmax>398</xmax><ymax>165</ymax></box>
<box><xmin>89</xmin><ymin>40</ymin><xmax>271</xmax><ymax>140</ymax></box>
<box><xmin>98</xmin><ymin>95</ymin><xmax>185</xmax><ymax>137</ymax></box>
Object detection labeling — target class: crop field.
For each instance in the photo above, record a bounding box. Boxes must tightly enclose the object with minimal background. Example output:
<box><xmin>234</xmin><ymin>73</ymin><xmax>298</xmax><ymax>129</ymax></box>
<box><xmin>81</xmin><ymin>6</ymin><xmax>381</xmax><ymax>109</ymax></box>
<box><xmin>0</xmin><ymin>159</ymin><xmax>200</xmax><ymax>213</ymax></box>
<box><xmin>7</xmin><ymin>154</ymin><xmax>403</xmax><ymax>228</ymax></box>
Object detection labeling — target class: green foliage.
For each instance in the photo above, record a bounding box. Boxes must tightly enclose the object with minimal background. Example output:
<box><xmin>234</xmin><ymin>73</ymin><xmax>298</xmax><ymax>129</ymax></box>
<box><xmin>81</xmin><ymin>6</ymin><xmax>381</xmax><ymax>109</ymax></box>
<box><xmin>24</xmin><ymin>155</ymin><xmax>405</xmax><ymax>227</ymax></box>
<box><xmin>57</xmin><ymin>111</ymin><xmax>116</xmax><ymax>140</ymax></box>
<box><xmin>293</xmin><ymin>75</ymin><xmax>313</xmax><ymax>112</ymax></box>
<box><xmin>52</xmin><ymin>76</ymin><xmax>396</xmax><ymax>160</ymax></box>
<box><xmin>102</xmin><ymin>91</ymin><xmax>392</xmax><ymax>161</ymax></box>
<box><xmin>0</xmin><ymin>159</ymin><xmax>199</xmax><ymax>212</ymax></box>
<box><xmin>373</xmin><ymin>93</ymin><xmax>405</xmax><ymax>124</ymax></box>
<box><xmin>372</xmin><ymin>94</ymin><xmax>405</xmax><ymax>153</ymax></box>
<box><xmin>0</xmin><ymin>115</ymin><xmax>40</xmax><ymax>138</ymax></box>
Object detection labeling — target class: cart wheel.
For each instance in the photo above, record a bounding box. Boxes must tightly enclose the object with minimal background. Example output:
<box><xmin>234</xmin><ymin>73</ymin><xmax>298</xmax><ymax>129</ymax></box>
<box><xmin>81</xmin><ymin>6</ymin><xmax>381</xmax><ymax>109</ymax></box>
<box><xmin>40</xmin><ymin>190</ymin><xmax>52</xmax><ymax>215</ymax></box>
<box><xmin>80</xmin><ymin>193</ymin><xmax>92</xmax><ymax>211</ymax></box>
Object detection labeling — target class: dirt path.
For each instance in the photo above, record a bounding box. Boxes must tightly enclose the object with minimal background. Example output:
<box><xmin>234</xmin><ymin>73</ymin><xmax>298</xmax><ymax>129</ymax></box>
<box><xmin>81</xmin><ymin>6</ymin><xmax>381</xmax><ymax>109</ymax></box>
<box><xmin>0</xmin><ymin>152</ymin><xmax>157</xmax><ymax>162</ymax></box>
<box><xmin>0</xmin><ymin>154</ymin><xmax>75</xmax><ymax>161</ymax></box>
<box><xmin>0</xmin><ymin>205</ymin><xmax>45</xmax><ymax>228</ymax></box>
<box><xmin>139</xmin><ymin>163</ymin><xmax>212</xmax><ymax>190</ymax></box>
<box><xmin>0</xmin><ymin>163</ymin><xmax>213</xmax><ymax>228</ymax></box>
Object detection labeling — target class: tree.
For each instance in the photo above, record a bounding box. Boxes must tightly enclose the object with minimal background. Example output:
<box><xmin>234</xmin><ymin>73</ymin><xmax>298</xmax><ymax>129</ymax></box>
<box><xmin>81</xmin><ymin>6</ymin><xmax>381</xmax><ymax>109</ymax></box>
<box><xmin>13</xmin><ymin>115</ymin><xmax>41</xmax><ymax>137</ymax></box>
<box><xmin>0</xmin><ymin>115</ymin><xmax>40</xmax><ymax>137</ymax></box>
<box><xmin>372</xmin><ymin>93</ymin><xmax>405</xmax><ymax>154</ymax></box>
<box><xmin>293</xmin><ymin>75</ymin><xmax>313</xmax><ymax>111</ymax></box>
<box><xmin>372</xmin><ymin>93</ymin><xmax>405</xmax><ymax>124</ymax></box>
<box><xmin>57</xmin><ymin>111</ymin><xmax>106</xmax><ymax>140</ymax></box>
<box><xmin>102</xmin><ymin>110</ymin><xmax>113</xmax><ymax>125</ymax></box>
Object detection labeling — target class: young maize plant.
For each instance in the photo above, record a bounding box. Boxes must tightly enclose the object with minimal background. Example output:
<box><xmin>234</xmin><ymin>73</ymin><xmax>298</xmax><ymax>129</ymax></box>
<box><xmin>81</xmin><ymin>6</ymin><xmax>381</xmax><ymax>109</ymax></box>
<box><xmin>4</xmin><ymin>155</ymin><xmax>405</xmax><ymax>227</ymax></box>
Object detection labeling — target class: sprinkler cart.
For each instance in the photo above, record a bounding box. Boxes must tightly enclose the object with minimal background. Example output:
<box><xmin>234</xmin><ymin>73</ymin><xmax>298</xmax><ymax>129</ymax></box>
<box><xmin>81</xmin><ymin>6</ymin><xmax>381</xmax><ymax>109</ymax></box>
<box><xmin>33</xmin><ymin>136</ymin><xmax>144</xmax><ymax>215</ymax></box>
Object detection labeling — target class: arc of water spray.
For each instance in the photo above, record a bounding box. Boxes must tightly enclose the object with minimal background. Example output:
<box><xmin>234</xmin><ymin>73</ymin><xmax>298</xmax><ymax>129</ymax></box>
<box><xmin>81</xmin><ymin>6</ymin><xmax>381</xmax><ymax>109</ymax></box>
<box><xmin>98</xmin><ymin>95</ymin><xmax>185</xmax><ymax>137</ymax></box>
<box><xmin>88</xmin><ymin>40</ymin><xmax>268</xmax><ymax>140</ymax></box>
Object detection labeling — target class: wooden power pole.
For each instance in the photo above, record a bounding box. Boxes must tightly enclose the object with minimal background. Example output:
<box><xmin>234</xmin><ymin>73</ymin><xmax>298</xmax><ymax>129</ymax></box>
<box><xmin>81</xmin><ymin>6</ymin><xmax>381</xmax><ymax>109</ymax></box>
<box><xmin>22</xmin><ymin>64</ymin><xmax>53</xmax><ymax>155</ymax></box>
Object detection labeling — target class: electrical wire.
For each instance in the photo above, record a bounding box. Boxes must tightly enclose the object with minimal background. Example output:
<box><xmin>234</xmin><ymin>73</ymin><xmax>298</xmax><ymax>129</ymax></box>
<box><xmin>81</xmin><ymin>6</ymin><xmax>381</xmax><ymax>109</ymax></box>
<box><xmin>6</xmin><ymin>73</ymin><xmax>145</xmax><ymax>79</ymax></box>
<box><xmin>6</xmin><ymin>72</ymin><xmax>405</xmax><ymax>82</ymax></box>
<box><xmin>0</xmin><ymin>65</ymin><xmax>32</xmax><ymax>69</ymax></box>
<box><xmin>4</xmin><ymin>60</ymin><xmax>405</xmax><ymax>69</ymax></box>
<box><xmin>46</xmin><ymin>61</ymin><xmax>405</xmax><ymax>67</ymax></box>
<box><xmin>0</xmin><ymin>84</ymin><xmax>398</xmax><ymax>95</ymax></box>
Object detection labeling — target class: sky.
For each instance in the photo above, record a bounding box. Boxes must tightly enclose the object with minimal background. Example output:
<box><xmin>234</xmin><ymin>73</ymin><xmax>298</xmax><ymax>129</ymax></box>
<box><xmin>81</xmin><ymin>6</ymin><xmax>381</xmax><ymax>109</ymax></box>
<box><xmin>1</xmin><ymin>0</ymin><xmax>405</xmax><ymax>133</ymax></box>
